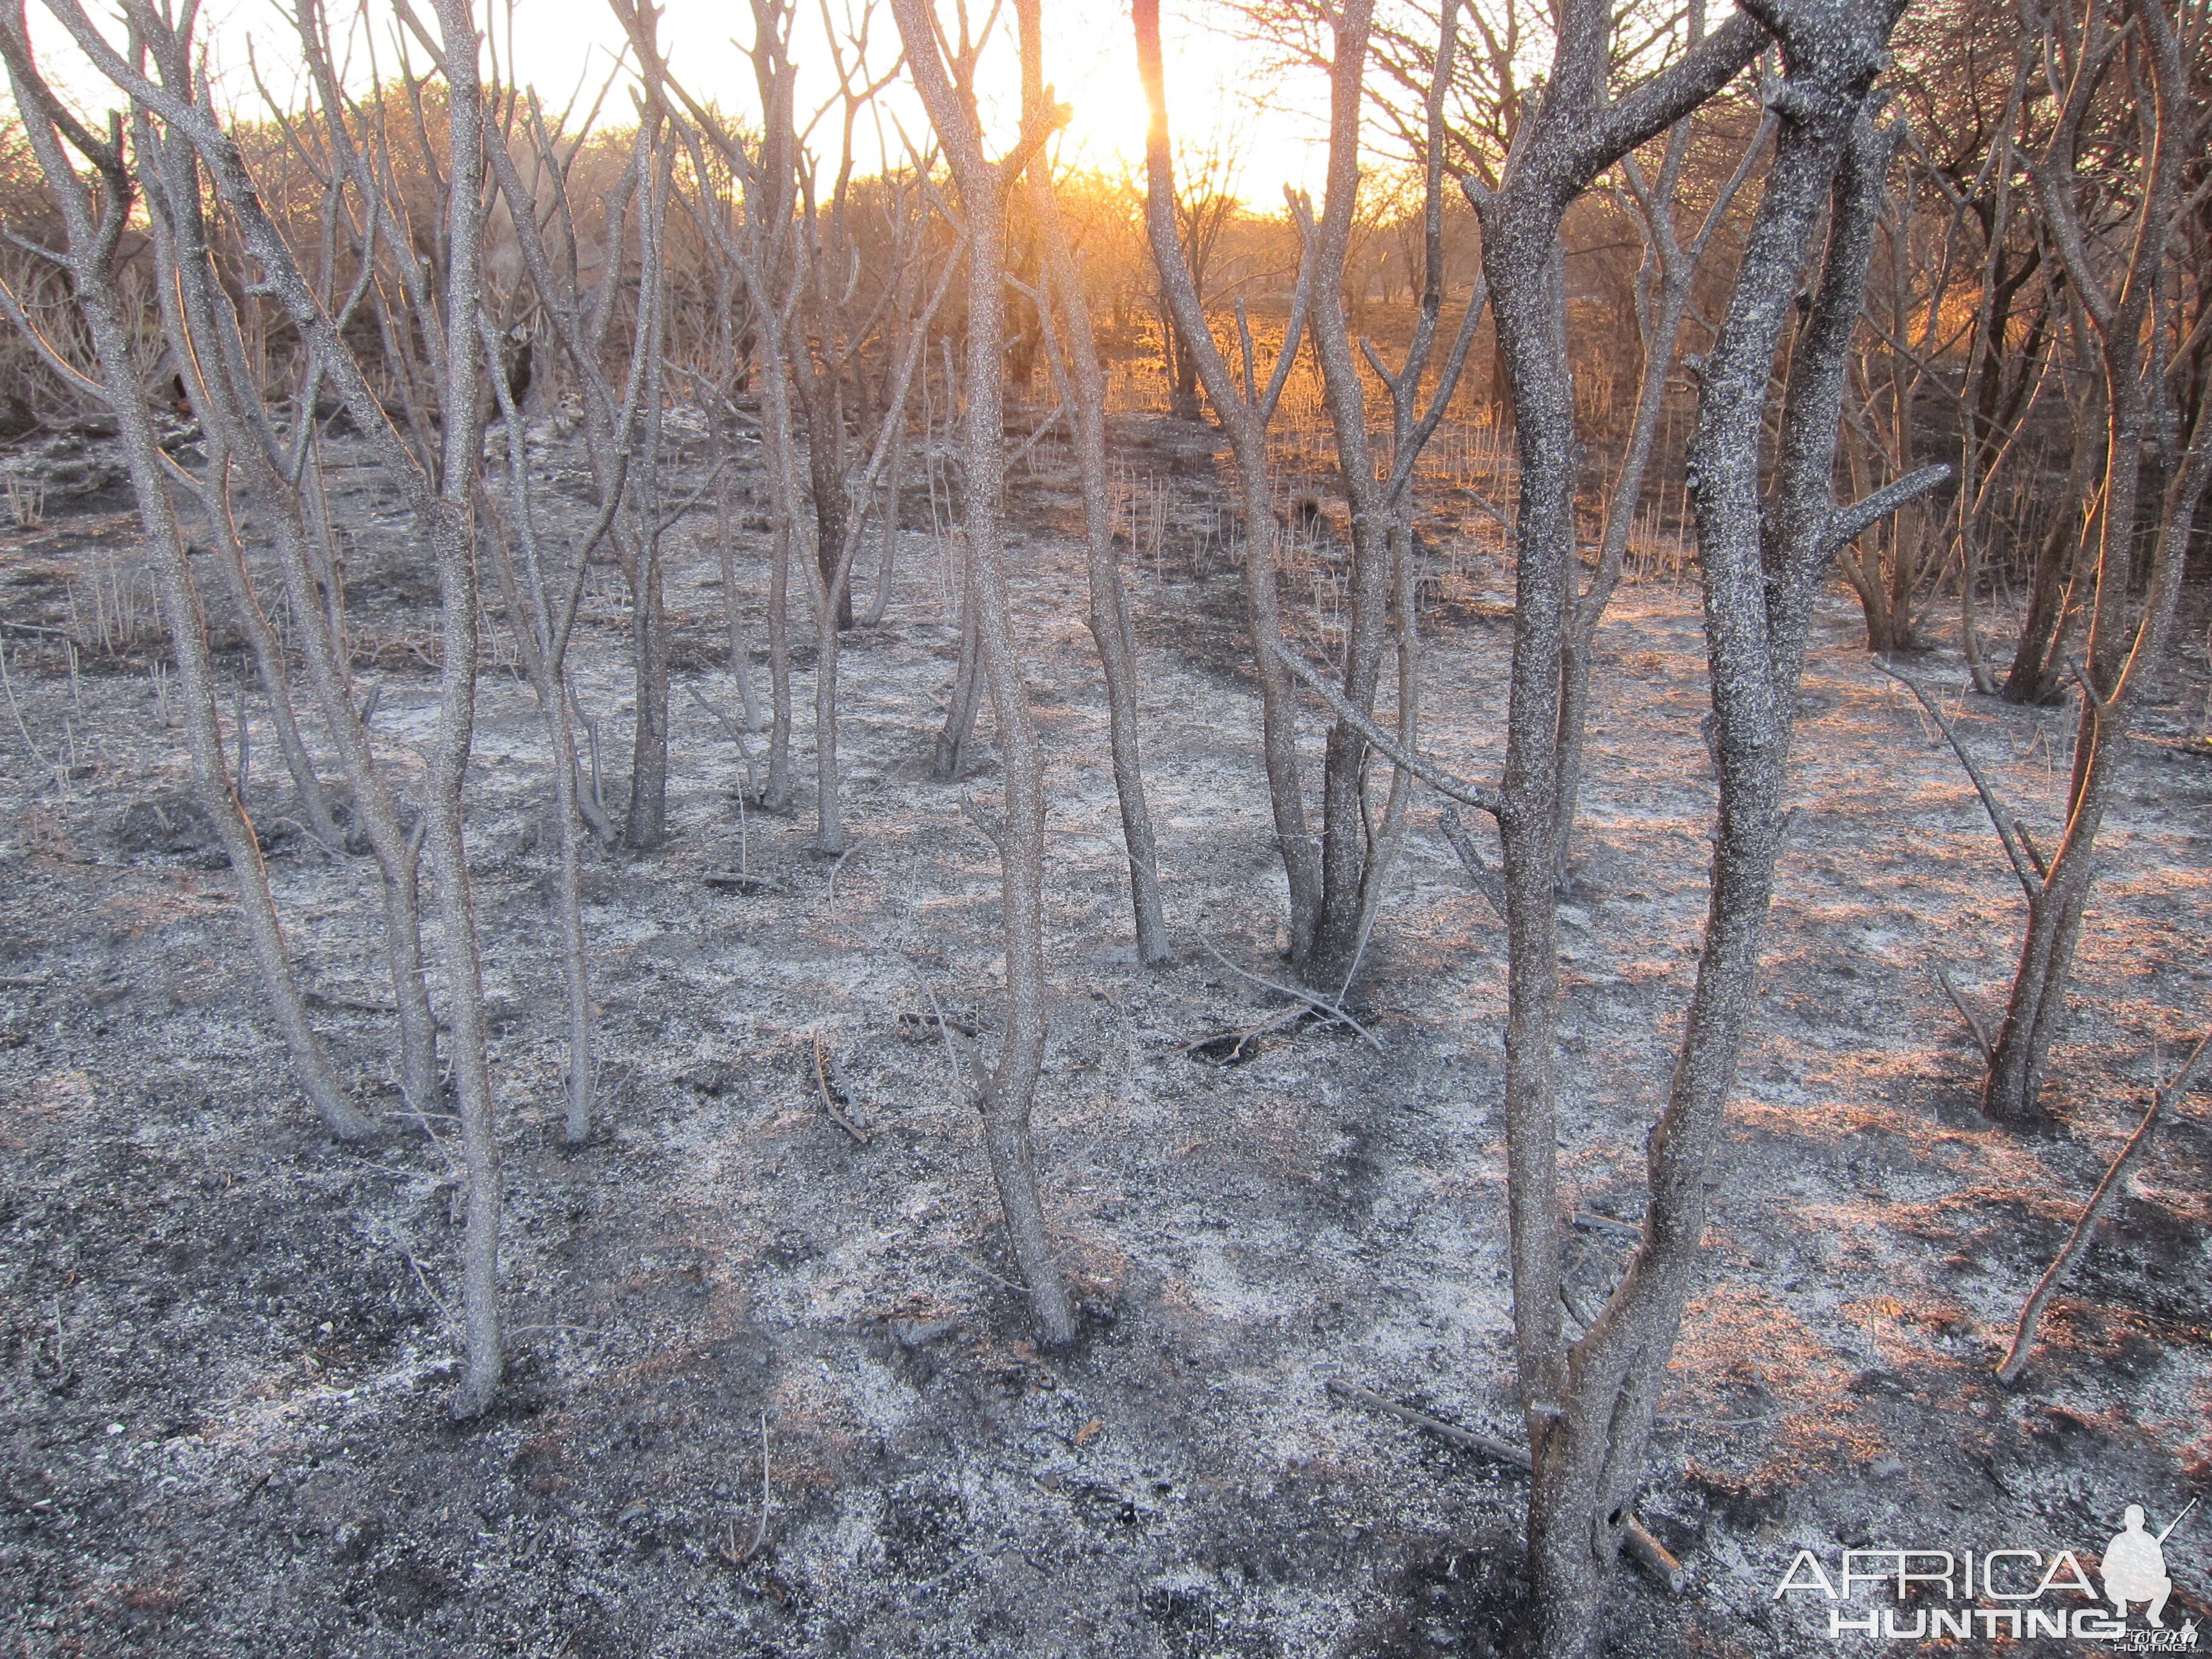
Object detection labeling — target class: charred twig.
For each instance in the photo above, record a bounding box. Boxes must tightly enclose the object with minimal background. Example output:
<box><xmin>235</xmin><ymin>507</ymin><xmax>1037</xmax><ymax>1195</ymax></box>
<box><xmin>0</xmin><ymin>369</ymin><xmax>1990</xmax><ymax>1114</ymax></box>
<box><xmin>1325</xmin><ymin>1379</ymin><xmax>1686</xmax><ymax>1593</ymax></box>
<box><xmin>1436</xmin><ymin>806</ymin><xmax>1506</xmax><ymax>917</ymax></box>
<box><xmin>388</xmin><ymin>1230</ymin><xmax>458</xmax><ymax>1336</ymax></box>
<box><xmin>1560</xmin><ymin>1281</ymin><xmax>1605</xmax><ymax>1333</ymax></box>
<box><xmin>811</xmin><ymin>1031</ymin><xmax>868</xmax><ymax>1145</ymax></box>
<box><xmin>1327</xmin><ymin>1377</ymin><xmax>1532</xmax><ymax>1466</ymax></box>
<box><xmin>1191</xmin><ymin>928</ymin><xmax>1382</xmax><ymax>1051</ymax></box>
<box><xmin>684</xmin><ymin>678</ymin><xmax>756</xmax><ymax>772</ymax></box>
<box><xmin>1572</xmin><ymin>1211</ymin><xmax>1645</xmax><ymax>1242</ymax></box>
<box><xmin>900</xmin><ymin>957</ymin><xmax>985</xmax><ymax>1107</ymax></box>
<box><xmin>567</xmin><ymin>684</ymin><xmax>613</xmax><ymax>842</ymax></box>
<box><xmin>952</xmin><ymin>1250</ymin><xmax>1031</xmax><ymax>1295</ymax></box>
<box><xmin>1998</xmin><ymin>1030</ymin><xmax>2210</xmax><ymax>1383</ymax></box>
<box><xmin>1872</xmin><ymin>659</ymin><xmax>2037</xmax><ymax>900</ymax></box>
<box><xmin>720</xmin><ymin>1410</ymin><xmax>771</xmax><ymax>1567</ymax></box>
<box><xmin>1931</xmin><ymin>963</ymin><xmax>1995</xmax><ymax>1064</ymax></box>
<box><xmin>825</xmin><ymin>843</ymin><xmax>856</xmax><ymax>908</ymax></box>
<box><xmin>897</xmin><ymin>1010</ymin><xmax>978</xmax><ymax>1041</ymax></box>
<box><xmin>958</xmin><ymin>791</ymin><xmax>1007</xmax><ymax>854</ymax></box>
<box><xmin>1178</xmin><ymin>1004</ymin><xmax>1305</xmax><ymax>1064</ymax></box>
<box><xmin>703</xmin><ymin>868</ymin><xmax>785</xmax><ymax>894</ymax></box>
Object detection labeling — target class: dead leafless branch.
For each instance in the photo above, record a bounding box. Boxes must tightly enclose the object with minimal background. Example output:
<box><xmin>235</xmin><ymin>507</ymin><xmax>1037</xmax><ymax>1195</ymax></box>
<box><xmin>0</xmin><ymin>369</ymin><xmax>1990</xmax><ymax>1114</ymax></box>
<box><xmin>1998</xmin><ymin>1030</ymin><xmax>2210</xmax><ymax>1382</ymax></box>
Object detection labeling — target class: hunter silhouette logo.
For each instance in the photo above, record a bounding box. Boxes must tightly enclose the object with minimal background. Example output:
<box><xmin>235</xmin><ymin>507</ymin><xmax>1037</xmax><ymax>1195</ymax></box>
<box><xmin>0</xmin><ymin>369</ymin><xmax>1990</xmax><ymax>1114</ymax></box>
<box><xmin>2105</xmin><ymin>1503</ymin><xmax>2187</xmax><ymax>1627</ymax></box>
<box><xmin>1772</xmin><ymin>1497</ymin><xmax>2200</xmax><ymax>1644</ymax></box>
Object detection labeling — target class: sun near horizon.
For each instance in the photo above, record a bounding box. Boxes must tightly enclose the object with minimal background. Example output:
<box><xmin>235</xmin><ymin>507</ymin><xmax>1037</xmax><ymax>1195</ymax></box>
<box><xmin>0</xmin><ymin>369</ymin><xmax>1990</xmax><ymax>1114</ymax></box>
<box><xmin>16</xmin><ymin>0</ymin><xmax>1338</xmax><ymax>210</ymax></box>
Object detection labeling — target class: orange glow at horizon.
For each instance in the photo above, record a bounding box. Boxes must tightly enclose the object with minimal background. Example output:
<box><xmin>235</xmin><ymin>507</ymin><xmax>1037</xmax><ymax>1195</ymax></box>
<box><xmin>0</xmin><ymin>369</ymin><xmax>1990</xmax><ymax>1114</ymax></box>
<box><xmin>15</xmin><ymin>0</ymin><xmax>1339</xmax><ymax>212</ymax></box>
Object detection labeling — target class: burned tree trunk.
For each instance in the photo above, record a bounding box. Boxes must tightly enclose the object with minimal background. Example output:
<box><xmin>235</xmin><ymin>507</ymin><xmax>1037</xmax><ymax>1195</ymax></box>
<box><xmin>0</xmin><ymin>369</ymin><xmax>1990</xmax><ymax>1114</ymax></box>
<box><xmin>1980</xmin><ymin>0</ymin><xmax>2209</xmax><ymax>1122</ymax></box>
<box><xmin>42</xmin><ymin>0</ymin><xmax>511</xmax><ymax>1416</ymax></box>
<box><xmin>1462</xmin><ymin>0</ymin><xmax>1945</xmax><ymax>1644</ymax></box>
<box><xmin>1018</xmin><ymin>0</ymin><xmax>1170</xmax><ymax>970</ymax></box>
<box><xmin>1297</xmin><ymin>0</ymin><xmax>1396</xmax><ymax>994</ymax></box>
<box><xmin>1461</xmin><ymin>21</ymin><xmax>1768</xmax><ymax>1634</ymax></box>
<box><xmin>619</xmin><ymin>19</ymin><xmax>675</xmax><ymax>853</ymax></box>
<box><xmin>1135</xmin><ymin>0</ymin><xmax>1326</xmax><ymax>968</ymax></box>
<box><xmin>0</xmin><ymin>16</ymin><xmax>375</xmax><ymax>1144</ymax></box>
<box><xmin>891</xmin><ymin>0</ymin><xmax>1078</xmax><ymax>1349</ymax></box>
<box><xmin>1296</xmin><ymin>0</ymin><xmax>1495</xmax><ymax>989</ymax></box>
<box><xmin>482</xmin><ymin>341</ymin><xmax>597</xmax><ymax>1147</ymax></box>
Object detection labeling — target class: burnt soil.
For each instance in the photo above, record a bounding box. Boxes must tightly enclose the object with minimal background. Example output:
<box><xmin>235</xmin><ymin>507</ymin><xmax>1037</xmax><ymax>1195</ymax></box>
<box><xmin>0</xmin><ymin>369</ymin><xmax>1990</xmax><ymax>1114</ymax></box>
<box><xmin>1</xmin><ymin>405</ymin><xmax>2208</xmax><ymax>1657</ymax></box>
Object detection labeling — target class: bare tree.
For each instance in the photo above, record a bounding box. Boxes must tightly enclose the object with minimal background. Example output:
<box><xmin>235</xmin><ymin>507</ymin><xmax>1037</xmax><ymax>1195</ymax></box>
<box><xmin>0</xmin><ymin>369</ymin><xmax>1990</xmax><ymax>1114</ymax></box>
<box><xmin>620</xmin><ymin>129</ymin><xmax>674</xmax><ymax>851</ymax></box>
<box><xmin>1554</xmin><ymin>55</ymin><xmax>1768</xmax><ymax>882</ymax></box>
<box><xmin>889</xmin><ymin>0</ymin><xmax>1077</xmax><ymax>1348</ymax></box>
<box><xmin>1974</xmin><ymin>0</ymin><xmax>2211</xmax><ymax>1122</ymax></box>
<box><xmin>1155</xmin><ymin>131</ymin><xmax>1248</xmax><ymax>422</ymax></box>
<box><xmin>1450</xmin><ymin>0</ymin><xmax>1956</xmax><ymax>1640</ymax></box>
<box><xmin>480</xmin><ymin>332</ymin><xmax>598</xmax><ymax>1145</ymax></box>
<box><xmin>1017</xmin><ymin>0</ymin><xmax>1170</xmax><ymax>969</ymax></box>
<box><xmin>0</xmin><ymin>4</ymin><xmax>375</xmax><ymax>1145</ymax></box>
<box><xmin>1292</xmin><ymin>0</ymin><xmax>1498</xmax><ymax>988</ymax></box>
<box><xmin>786</xmin><ymin>74</ymin><xmax>948</xmax><ymax>852</ymax></box>
<box><xmin>668</xmin><ymin>142</ymin><xmax>769</xmax><ymax>728</ymax></box>
<box><xmin>484</xmin><ymin>84</ymin><xmax>655</xmax><ymax>850</ymax></box>
<box><xmin>1879</xmin><ymin>21</ymin><xmax>2073</xmax><ymax>701</ymax></box>
<box><xmin>41</xmin><ymin>0</ymin><xmax>511</xmax><ymax>1416</ymax></box>
<box><xmin>794</xmin><ymin>179</ymin><xmax>950</xmax><ymax>855</ymax></box>
<box><xmin>729</xmin><ymin>0</ymin><xmax>807</xmax><ymax>814</ymax></box>
<box><xmin>201</xmin><ymin>0</ymin><xmax>452</xmax><ymax>1121</ymax></box>
<box><xmin>782</xmin><ymin>12</ymin><xmax>891</xmax><ymax>639</ymax></box>
<box><xmin>1135</xmin><ymin>0</ymin><xmax>1326</xmax><ymax>970</ymax></box>
<box><xmin>651</xmin><ymin>5</ymin><xmax>946</xmax><ymax>852</ymax></box>
<box><xmin>598</xmin><ymin>0</ymin><xmax>678</xmax><ymax>852</ymax></box>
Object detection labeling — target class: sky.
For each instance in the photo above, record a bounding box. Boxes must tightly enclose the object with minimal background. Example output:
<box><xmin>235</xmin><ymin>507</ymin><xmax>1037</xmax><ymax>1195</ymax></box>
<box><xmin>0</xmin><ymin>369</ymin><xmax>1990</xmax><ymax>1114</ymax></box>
<box><xmin>16</xmin><ymin>0</ymin><xmax>1342</xmax><ymax>209</ymax></box>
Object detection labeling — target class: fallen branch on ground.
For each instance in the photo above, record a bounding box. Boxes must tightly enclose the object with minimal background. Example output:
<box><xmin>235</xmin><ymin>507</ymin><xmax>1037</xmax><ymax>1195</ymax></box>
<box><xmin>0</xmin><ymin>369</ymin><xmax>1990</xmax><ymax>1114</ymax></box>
<box><xmin>1178</xmin><ymin>1004</ymin><xmax>1307</xmax><ymax>1064</ymax></box>
<box><xmin>1997</xmin><ymin>1029</ymin><xmax>2210</xmax><ymax>1383</ymax></box>
<box><xmin>1191</xmin><ymin>928</ymin><xmax>1382</xmax><ymax>1051</ymax></box>
<box><xmin>1326</xmin><ymin>1378</ymin><xmax>1686</xmax><ymax>1593</ymax></box>
<box><xmin>703</xmin><ymin>868</ymin><xmax>785</xmax><ymax>894</ymax></box>
<box><xmin>897</xmin><ymin>1010</ymin><xmax>979</xmax><ymax>1041</ymax></box>
<box><xmin>1571</xmin><ymin>1211</ymin><xmax>1645</xmax><ymax>1241</ymax></box>
<box><xmin>719</xmin><ymin>1411</ymin><xmax>771</xmax><ymax>1567</ymax></box>
<box><xmin>811</xmin><ymin>1031</ymin><xmax>869</xmax><ymax>1144</ymax></box>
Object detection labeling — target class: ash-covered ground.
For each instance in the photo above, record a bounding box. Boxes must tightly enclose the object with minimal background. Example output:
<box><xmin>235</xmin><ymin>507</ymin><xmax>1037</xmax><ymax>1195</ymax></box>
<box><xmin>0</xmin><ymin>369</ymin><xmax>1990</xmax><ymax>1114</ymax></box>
<box><xmin>1</xmin><ymin>407</ymin><xmax>2207</xmax><ymax>1656</ymax></box>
